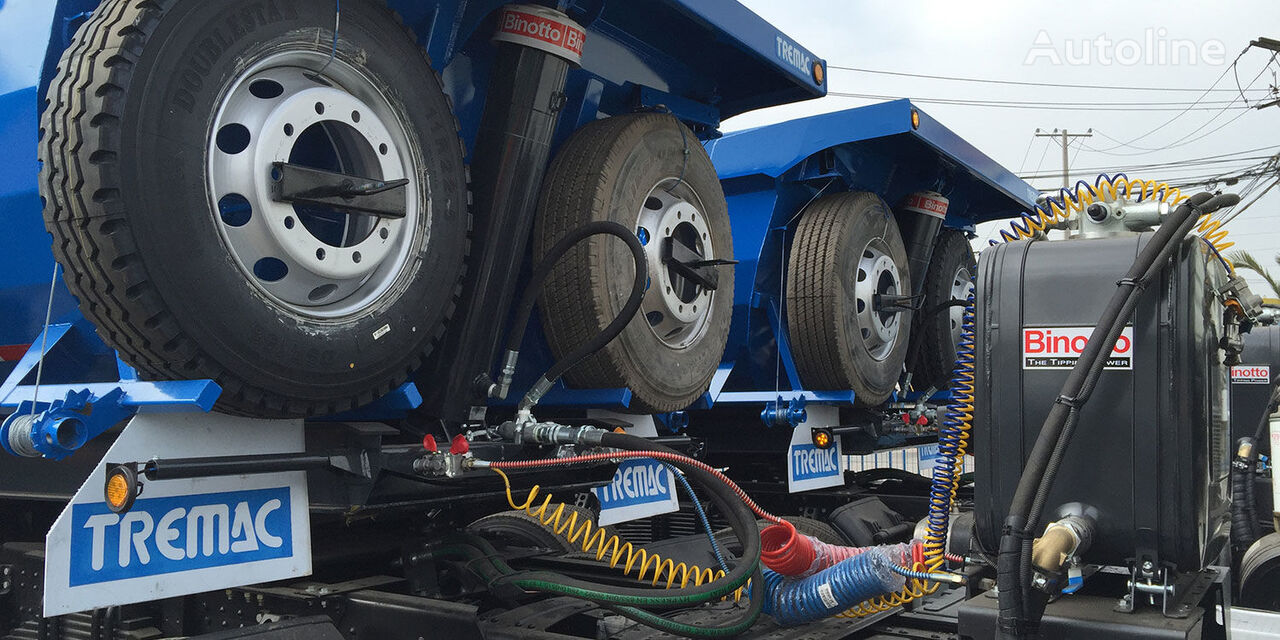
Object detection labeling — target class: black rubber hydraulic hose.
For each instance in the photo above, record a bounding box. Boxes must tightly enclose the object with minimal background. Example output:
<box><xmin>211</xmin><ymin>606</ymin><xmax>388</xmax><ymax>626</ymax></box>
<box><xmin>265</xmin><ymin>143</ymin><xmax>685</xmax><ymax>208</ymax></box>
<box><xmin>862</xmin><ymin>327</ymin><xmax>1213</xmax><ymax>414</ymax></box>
<box><xmin>491</xmin><ymin>431</ymin><xmax>762</xmax><ymax>608</ymax></box>
<box><xmin>1235</xmin><ymin>381</ymin><xmax>1280</xmax><ymax>549</ymax></box>
<box><xmin>996</xmin><ymin>191</ymin><xmax>1240</xmax><ymax>638</ymax></box>
<box><xmin>494</xmin><ymin>221</ymin><xmax>646</xmax><ymax>407</ymax></box>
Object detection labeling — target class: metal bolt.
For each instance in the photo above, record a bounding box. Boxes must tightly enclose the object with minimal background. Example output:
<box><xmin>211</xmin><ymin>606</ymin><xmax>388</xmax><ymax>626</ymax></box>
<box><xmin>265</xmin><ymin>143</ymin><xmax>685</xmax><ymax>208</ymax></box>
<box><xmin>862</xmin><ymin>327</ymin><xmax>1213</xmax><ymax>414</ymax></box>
<box><xmin>1141</xmin><ymin>561</ymin><xmax>1154</xmax><ymax>572</ymax></box>
<box><xmin>1032</xmin><ymin>575</ymin><xmax>1048</xmax><ymax>589</ymax></box>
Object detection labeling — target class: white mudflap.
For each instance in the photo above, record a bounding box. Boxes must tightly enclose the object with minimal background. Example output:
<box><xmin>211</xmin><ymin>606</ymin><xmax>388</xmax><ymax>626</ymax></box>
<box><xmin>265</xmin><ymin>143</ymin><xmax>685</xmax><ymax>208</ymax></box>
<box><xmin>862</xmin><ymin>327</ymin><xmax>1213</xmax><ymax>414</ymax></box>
<box><xmin>787</xmin><ymin>405</ymin><xmax>843</xmax><ymax>493</ymax></box>
<box><xmin>586</xmin><ymin>411</ymin><xmax>680</xmax><ymax>527</ymax></box>
<box><xmin>44</xmin><ymin>412</ymin><xmax>311</xmax><ymax>616</ymax></box>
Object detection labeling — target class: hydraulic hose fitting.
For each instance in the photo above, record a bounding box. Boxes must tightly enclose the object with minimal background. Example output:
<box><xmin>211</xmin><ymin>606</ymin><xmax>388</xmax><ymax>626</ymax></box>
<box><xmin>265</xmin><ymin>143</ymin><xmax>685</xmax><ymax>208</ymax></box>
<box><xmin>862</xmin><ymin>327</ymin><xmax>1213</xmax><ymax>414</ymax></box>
<box><xmin>497</xmin><ymin>419</ymin><xmax>606</xmax><ymax>446</ymax></box>
<box><xmin>519</xmin><ymin>375</ymin><xmax>555</xmax><ymax>412</ymax></box>
<box><xmin>489</xmin><ymin>349</ymin><xmax>521</xmax><ymax>399</ymax></box>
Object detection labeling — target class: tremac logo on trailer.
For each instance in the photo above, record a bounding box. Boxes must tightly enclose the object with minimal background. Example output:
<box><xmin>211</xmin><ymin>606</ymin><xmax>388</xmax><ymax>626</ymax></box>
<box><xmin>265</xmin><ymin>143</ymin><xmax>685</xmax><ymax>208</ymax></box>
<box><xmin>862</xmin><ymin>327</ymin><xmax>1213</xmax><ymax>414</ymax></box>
<box><xmin>592</xmin><ymin>459</ymin><xmax>679</xmax><ymax>526</ymax></box>
<box><xmin>69</xmin><ymin>487</ymin><xmax>292</xmax><ymax>586</ymax></box>
<box><xmin>786</xmin><ymin>412</ymin><xmax>843</xmax><ymax>493</ymax></box>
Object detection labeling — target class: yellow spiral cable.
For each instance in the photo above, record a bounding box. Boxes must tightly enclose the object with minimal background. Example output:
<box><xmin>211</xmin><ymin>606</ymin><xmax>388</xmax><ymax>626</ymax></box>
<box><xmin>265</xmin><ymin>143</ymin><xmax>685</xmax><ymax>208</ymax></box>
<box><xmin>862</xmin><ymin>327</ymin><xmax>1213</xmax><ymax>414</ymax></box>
<box><xmin>995</xmin><ymin>174</ymin><xmax>1235</xmax><ymax>273</ymax></box>
<box><xmin>492</xmin><ymin>467</ymin><xmax>944</xmax><ymax>619</ymax></box>
<box><xmin>490</xmin><ymin>467</ymin><xmax>747</xmax><ymax>598</ymax></box>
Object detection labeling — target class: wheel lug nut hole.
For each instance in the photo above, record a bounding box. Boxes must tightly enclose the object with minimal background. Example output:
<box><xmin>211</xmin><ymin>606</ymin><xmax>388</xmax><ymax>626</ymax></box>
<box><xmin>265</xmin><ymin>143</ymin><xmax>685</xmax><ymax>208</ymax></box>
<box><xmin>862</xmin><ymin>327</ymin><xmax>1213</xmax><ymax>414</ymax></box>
<box><xmin>352</xmin><ymin>251</ymin><xmax>362</xmax><ymax>264</ymax></box>
<box><xmin>308</xmin><ymin>284</ymin><xmax>339</xmax><ymax>302</ymax></box>
<box><xmin>314</xmin><ymin>102</ymin><xmax>325</xmax><ymax>115</ymax></box>
<box><xmin>379</xmin><ymin>228</ymin><xmax>389</xmax><ymax>240</ymax></box>
<box><xmin>284</xmin><ymin>216</ymin><xmax>295</xmax><ymax>229</ymax></box>
<box><xmin>284</xmin><ymin>123</ymin><xmax>294</xmax><ymax>136</ymax></box>
<box><xmin>218</xmin><ymin>194</ymin><xmax>252</xmax><ymax>227</ymax></box>
<box><xmin>248</xmin><ymin>79</ymin><xmax>284</xmax><ymax>99</ymax></box>
<box><xmin>216</xmin><ymin>123</ymin><xmax>251</xmax><ymax>155</ymax></box>
<box><xmin>379</xmin><ymin>143</ymin><xmax>388</xmax><ymax>155</ymax></box>
<box><xmin>351</xmin><ymin>110</ymin><xmax>361</xmax><ymax>123</ymax></box>
<box><xmin>316</xmin><ymin>248</ymin><xmax>326</xmax><ymax>260</ymax></box>
<box><xmin>253</xmin><ymin>258</ymin><xmax>288</xmax><ymax>282</ymax></box>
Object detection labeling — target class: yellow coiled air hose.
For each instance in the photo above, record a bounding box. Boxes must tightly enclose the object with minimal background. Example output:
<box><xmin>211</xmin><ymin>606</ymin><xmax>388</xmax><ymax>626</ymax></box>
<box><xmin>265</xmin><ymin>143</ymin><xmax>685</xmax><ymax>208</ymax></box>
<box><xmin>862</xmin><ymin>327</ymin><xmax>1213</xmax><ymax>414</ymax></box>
<box><xmin>491</xmin><ymin>467</ymin><xmax>744</xmax><ymax>596</ymax></box>
<box><xmin>995</xmin><ymin>174</ymin><xmax>1235</xmax><ymax>272</ymax></box>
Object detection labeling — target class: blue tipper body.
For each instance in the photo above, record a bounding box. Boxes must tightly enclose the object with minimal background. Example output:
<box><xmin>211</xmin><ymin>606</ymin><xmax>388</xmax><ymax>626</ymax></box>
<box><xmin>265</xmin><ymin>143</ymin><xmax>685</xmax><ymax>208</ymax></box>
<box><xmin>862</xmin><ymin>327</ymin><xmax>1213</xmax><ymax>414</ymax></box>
<box><xmin>0</xmin><ymin>1</ymin><xmax>1035</xmax><ymax>421</ymax></box>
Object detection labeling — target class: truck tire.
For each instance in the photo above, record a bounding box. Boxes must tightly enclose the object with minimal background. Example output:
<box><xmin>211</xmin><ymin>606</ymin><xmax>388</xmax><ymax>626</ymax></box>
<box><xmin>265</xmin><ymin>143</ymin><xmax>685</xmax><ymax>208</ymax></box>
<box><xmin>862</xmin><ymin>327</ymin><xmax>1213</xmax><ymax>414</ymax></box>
<box><xmin>787</xmin><ymin>192</ymin><xmax>911</xmax><ymax>406</ymax></box>
<box><xmin>1240</xmin><ymin>532</ymin><xmax>1280</xmax><ymax>610</ymax></box>
<box><xmin>534</xmin><ymin>114</ymin><xmax>733</xmax><ymax>414</ymax></box>
<box><xmin>908</xmin><ymin>229</ymin><xmax>976</xmax><ymax>390</ymax></box>
<box><xmin>39</xmin><ymin>0</ymin><xmax>468</xmax><ymax>417</ymax></box>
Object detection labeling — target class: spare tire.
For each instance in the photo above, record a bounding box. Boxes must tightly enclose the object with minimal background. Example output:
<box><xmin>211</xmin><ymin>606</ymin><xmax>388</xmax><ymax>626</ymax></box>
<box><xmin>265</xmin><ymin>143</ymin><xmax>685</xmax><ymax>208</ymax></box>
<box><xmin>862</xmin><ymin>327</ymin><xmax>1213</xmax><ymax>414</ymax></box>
<box><xmin>533</xmin><ymin>114</ymin><xmax>733</xmax><ymax>414</ymax></box>
<box><xmin>786</xmin><ymin>192</ymin><xmax>911</xmax><ymax>405</ymax></box>
<box><xmin>39</xmin><ymin>0</ymin><xmax>468</xmax><ymax>417</ymax></box>
<box><xmin>908</xmin><ymin>229</ymin><xmax>976</xmax><ymax>390</ymax></box>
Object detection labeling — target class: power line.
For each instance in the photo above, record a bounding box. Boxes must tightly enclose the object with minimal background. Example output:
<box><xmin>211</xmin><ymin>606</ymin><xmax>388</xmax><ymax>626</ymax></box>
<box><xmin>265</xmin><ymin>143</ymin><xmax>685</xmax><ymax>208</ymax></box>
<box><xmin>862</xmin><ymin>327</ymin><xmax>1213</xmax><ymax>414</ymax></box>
<box><xmin>1019</xmin><ymin>154</ymin><xmax>1278</xmax><ymax>180</ymax></box>
<box><xmin>827</xmin><ymin>66</ymin><xmax>1256</xmax><ymax>92</ymax></box>
<box><xmin>1084</xmin><ymin>46</ymin><xmax>1253</xmax><ymax>151</ymax></box>
<box><xmin>1087</xmin><ymin>49</ymin><xmax>1277</xmax><ymax>153</ymax></box>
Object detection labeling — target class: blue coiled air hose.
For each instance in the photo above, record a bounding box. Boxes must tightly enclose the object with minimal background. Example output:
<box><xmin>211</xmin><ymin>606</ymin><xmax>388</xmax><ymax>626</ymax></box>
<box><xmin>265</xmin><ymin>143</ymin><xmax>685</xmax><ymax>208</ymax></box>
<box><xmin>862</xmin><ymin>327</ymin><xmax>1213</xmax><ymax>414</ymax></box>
<box><xmin>761</xmin><ymin>548</ymin><xmax>904</xmax><ymax>626</ymax></box>
<box><xmin>921</xmin><ymin>289</ymin><xmax>977</xmax><ymax>570</ymax></box>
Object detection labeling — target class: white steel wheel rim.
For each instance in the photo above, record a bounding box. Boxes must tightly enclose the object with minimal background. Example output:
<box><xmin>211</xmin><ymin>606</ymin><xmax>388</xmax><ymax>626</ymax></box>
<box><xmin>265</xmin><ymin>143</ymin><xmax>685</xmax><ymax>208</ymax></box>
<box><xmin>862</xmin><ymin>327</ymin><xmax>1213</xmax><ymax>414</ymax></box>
<box><xmin>207</xmin><ymin>50</ymin><xmax>423</xmax><ymax>319</ymax></box>
<box><xmin>635</xmin><ymin>178</ymin><xmax>717</xmax><ymax>350</ymax></box>
<box><xmin>853</xmin><ymin>239</ymin><xmax>903</xmax><ymax>361</ymax></box>
<box><xmin>949</xmin><ymin>266</ymin><xmax>974</xmax><ymax>349</ymax></box>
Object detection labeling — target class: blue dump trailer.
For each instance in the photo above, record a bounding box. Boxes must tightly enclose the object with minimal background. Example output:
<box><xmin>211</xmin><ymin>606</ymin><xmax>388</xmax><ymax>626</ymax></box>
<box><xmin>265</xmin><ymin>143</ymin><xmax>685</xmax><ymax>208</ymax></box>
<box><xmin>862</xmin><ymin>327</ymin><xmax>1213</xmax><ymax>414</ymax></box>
<box><xmin>2</xmin><ymin>1</ymin><xmax>1274</xmax><ymax>639</ymax></box>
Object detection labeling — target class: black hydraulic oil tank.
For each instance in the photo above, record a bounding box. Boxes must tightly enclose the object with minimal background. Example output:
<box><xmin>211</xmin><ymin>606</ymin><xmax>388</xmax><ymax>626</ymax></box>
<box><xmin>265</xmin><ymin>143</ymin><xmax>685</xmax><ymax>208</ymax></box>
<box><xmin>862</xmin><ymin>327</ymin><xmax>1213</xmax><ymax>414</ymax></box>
<box><xmin>974</xmin><ymin>234</ymin><xmax>1231</xmax><ymax>572</ymax></box>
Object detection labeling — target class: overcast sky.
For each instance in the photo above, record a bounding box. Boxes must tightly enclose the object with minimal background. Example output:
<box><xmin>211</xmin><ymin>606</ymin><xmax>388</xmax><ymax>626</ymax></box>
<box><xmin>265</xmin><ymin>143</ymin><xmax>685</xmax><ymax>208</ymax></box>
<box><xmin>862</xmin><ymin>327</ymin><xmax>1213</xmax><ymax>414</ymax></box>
<box><xmin>729</xmin><ymin>0</ymin><xmax>1280</xmax><ymax>294</ymax></box>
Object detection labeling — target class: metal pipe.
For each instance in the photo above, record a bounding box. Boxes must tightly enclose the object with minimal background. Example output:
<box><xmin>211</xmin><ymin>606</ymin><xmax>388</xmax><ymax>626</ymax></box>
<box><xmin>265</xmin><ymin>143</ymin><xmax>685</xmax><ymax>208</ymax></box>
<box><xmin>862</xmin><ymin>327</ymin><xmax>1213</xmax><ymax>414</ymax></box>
<box><xmin>143</xmin><ymin>452</ymin><xmax>334</xmax><ymax>480</ymax></box>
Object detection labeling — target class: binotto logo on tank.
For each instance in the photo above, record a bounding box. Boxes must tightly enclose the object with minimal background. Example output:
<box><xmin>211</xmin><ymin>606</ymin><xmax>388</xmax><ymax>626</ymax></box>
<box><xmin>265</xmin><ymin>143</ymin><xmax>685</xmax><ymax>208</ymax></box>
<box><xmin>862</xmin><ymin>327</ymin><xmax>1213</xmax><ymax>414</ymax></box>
<box><xmin>498</xmin><ymin>9</ymin><xmax>585</xmax><ymax>58</ymax></box>
<box><xmin>1022</xmin><ymin>326</ymin><xmax>1134</xmax><ymax>370</ymax></box>
<box><xmin>1231</xmin><ymin>365</ymin><xmax>1271</xmax><ymax>384</ymax></box>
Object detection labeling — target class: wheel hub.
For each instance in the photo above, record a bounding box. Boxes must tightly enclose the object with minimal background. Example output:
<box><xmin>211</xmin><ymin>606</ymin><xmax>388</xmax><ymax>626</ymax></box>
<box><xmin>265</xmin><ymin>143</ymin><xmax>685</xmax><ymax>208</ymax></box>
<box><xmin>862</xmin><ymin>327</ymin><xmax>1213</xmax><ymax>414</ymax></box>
<box><xmin>636</xmin><ymin>180</ymin><xmax>716</xmax><ymax>349</ymax></box>
<box><xmin>208</xmin><ymin>51</ymin><xmax>421</xmax><ymax>318</ymax></box>
<box><xmin>853</xmin><ymin>240</ymin><xmax>903</xmax><ymax>361</ymax></box>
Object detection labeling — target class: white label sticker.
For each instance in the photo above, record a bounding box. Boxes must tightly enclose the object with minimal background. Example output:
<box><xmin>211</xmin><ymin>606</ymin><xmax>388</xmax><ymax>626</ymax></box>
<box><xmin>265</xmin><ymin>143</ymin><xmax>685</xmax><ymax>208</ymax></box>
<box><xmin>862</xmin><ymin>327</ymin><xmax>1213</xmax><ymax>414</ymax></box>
<box><xmin>373</xmin><ymin>324</ymin><xmax>391</xmax><ymax>340</ymax></box>
<box><xmin>1022</xmin><ymin>326</ymin><xmax>1133</xmax><ymax>370</ymax></box>
<box><xmin>786</xmin><ymin>406</ymin><xmax>843</xmax><ymax>494</ymax></box>
<box><xmin>1231</xmin><ymin>365</ymin><xmax>1271</xmax><ymax>384</ymax></box>
<box><xmin>817</xmin><ymin>582</ymin><xmax>838</xmax><ymax>609</ymax></box>
<box><xmin>592</xmin><ymin>459</ymin><xmax>680</xmax><ymax>527</ymax></box>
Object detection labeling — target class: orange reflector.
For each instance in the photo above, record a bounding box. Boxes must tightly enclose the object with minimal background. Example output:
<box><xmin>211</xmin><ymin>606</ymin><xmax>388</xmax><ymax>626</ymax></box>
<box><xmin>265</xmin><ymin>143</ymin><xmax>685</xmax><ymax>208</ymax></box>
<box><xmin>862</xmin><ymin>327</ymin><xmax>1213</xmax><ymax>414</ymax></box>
<box><xmin>911</xmin><ymin>109</ymin><xmax>921</xmax><ymax>130</ymax></box>
<box><xmin>812</xmin><ymin>429</ymin><xmax>834</xmax><ymax>449</ymax></box>
<box><xmin>812</xmin><ymin>61</ymin><xmax>825</xmax><ymax>85</ymax></box>
<box><xmin>105</xmin><ymin>473</ymin><xmax>130</xmax><ymax>509</ymax></box>
<box><xmin>104</xmin><ymin>466</ymin><xmax>138</xmax><ymax>513</ymax></box>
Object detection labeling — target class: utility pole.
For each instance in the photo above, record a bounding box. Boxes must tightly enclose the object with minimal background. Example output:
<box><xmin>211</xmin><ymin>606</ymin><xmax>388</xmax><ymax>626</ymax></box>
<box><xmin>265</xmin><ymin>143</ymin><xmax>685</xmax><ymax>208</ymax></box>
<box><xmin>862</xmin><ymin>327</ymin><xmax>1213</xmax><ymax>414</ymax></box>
<box><xmin>1034</xmin><ymin>128</ymin><xmax>1093</xmax><ymax>189</ymax></box>
<box><xmin>1248</xmin><ymin>37</ymin><xmax>1279</xmax><ymax>109</ymax></box>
